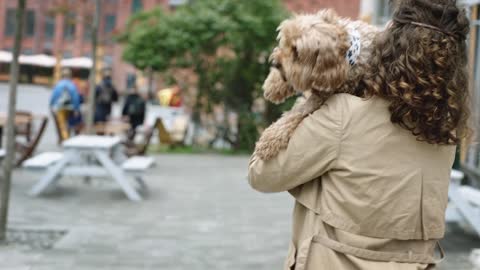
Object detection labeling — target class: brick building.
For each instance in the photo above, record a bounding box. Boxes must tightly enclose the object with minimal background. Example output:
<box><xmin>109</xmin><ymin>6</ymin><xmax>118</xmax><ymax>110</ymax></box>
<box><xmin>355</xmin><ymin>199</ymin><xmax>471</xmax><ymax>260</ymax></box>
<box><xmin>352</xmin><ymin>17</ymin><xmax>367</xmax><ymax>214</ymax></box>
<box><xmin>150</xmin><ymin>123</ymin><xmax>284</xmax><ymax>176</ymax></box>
<box><xmin>284</xmin><ymin>0</ymin><xmax>360</xmax><ymax>18</ymax></box>
<box><xmin>0</xmin><ymin>0</ymin><xmax>361</xmax><ymax>89</ymax></box>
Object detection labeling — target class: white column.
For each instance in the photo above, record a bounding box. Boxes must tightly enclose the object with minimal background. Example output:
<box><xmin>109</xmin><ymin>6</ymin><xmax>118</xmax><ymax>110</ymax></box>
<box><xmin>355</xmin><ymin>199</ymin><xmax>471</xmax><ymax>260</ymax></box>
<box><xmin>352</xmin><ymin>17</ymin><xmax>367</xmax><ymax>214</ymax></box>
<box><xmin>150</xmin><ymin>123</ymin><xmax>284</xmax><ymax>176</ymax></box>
<box><xmin>359</xmin><ymin>0</ymin><xmax>376</xmax><ymax>23</ymax></box>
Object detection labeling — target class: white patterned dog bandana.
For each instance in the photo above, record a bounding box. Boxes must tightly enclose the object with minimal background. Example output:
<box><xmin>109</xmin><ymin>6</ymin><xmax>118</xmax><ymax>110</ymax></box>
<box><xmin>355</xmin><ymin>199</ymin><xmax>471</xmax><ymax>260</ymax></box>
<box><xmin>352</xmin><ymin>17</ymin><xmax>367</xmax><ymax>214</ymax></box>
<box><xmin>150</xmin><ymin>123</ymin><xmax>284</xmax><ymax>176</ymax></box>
<box><xmin>346</xmin><ymin>27</ymin><xmax>361</xmax><ymax>66</ymax></box>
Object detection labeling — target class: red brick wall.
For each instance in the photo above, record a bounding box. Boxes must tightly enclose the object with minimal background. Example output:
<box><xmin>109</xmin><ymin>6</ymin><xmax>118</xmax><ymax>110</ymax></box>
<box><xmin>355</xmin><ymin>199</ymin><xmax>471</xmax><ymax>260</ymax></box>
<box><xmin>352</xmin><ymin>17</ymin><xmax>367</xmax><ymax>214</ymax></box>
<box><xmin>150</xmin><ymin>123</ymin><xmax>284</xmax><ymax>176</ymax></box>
<box><xmin>283</xmin><ymin>0</ymin><xmax>361</xmax><ymax>19</ymax></box>
<box><xmin>0</xmin><ymin>0</ymin><xmax>361</xmax><ymax>89</ymax></box>
<box><xmin>0</xmin><ymin>0</ymin><xmax>167</xmax><ymax>89</ymax></box>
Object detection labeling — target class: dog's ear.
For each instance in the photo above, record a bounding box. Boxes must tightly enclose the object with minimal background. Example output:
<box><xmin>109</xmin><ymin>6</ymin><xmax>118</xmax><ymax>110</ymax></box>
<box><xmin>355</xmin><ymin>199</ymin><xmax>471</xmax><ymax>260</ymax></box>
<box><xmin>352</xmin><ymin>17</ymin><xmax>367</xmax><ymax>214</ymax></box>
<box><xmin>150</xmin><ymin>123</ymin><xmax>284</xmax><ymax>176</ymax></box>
<box><xmin>315</xmin><ymin>9</ymin><xmax>339</xmax><ymax>24</ymax></box>
<box><xmin>277</xmin><ymin>18</ymin><xmax>301</xmax><ymax>49</ymax></box>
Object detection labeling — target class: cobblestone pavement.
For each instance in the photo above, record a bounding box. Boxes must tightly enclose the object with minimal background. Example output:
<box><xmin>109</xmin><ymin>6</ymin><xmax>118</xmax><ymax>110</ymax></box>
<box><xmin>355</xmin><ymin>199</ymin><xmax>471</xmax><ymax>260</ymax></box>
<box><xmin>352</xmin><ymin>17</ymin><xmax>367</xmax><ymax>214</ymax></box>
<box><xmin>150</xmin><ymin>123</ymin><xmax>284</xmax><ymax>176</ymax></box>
<box><xmin>1</xmin><ymin>155</ymin><xmax>292</xmax><ymax>270</ymax></box>
<box><xmin>1</xmin><ymin>84</ymin><xmax>479</xmax><ymax>269</ymax></box>
<box><xmin>0</xmin><ymin>154</ymin><xmax>477</xmax><ymax>270</ymax></box>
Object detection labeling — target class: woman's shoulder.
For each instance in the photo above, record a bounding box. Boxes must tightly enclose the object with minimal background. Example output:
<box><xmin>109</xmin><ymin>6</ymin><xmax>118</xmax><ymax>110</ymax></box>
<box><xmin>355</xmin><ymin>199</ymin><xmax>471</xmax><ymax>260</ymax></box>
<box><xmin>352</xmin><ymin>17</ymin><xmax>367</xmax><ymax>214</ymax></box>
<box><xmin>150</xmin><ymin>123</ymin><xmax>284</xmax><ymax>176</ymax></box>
<box><xmin>309</xmin><ymin>93</ymin><xmax>390</xmax><ymax>129</ymax></box>
<box><xmin>318</xmin><ymin>93</ymin><xmax>387</xmax><ymax>114</ymax></box>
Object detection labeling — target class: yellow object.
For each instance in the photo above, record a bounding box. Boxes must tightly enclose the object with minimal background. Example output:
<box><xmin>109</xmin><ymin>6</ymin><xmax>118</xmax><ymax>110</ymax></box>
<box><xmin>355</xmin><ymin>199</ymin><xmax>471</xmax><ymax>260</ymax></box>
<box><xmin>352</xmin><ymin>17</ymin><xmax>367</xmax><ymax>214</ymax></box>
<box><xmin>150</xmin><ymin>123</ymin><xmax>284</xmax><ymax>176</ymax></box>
<box><xmin>157</xmin><ymin>87</ymin><xmax>182</xmax><ymax>107</ymax></box>
<box><xmin>55</xmin><ymin>109</ymin><xmax>71</xmax><ymax>140</ymax></box>
<box><xmin>96</xmin><ymin>45</ymin><xmax>104</xmax><ymax>84</ymax></box>
<box><xmin>157</xmin><ymin>88</ymin><xmax>175</xmax><ymax>106</ymax></box>
<box><xmin>155</xmin><ymin>118</ymin><xmax>173</xmax><ymax>145</ymax></box>
<box><xmin>53</xmin><ymin>53</ymin><xmax>62</xmax><ymax>84</ymax></box>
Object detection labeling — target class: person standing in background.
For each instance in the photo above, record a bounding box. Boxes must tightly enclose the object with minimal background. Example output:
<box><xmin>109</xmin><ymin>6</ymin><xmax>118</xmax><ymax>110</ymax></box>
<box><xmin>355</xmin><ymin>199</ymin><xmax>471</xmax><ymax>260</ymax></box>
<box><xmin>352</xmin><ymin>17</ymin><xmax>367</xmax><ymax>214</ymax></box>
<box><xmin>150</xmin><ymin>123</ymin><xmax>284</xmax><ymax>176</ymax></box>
<box><xmin>122</xmin><ymin>86</ymin><xmax>146</xmax><ymax>140</ymax></box>
<box><xmin>94</xmin><ymin>68</ymin><xmax>118</xmax><ymax>123</ymax></box>
<box><xmin>50</xmin><ymin>68</ymin><xmax>82</xmax><ymax>140</ymax></box>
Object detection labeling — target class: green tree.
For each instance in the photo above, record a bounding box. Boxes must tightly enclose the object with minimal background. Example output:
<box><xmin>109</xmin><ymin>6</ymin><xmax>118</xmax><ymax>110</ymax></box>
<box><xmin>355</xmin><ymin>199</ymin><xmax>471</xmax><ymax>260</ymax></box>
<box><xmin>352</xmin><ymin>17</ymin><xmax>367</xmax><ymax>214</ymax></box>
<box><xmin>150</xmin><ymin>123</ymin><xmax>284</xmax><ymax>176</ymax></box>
<box><xmin>119</xmin><ymin>0</ymin><xmax>289</xmax><ymax>151</ymax></box>
<box><xmin>119</xmin><ymin>8</ymin><xmax>179</xmax><ymax>72</ymax></box>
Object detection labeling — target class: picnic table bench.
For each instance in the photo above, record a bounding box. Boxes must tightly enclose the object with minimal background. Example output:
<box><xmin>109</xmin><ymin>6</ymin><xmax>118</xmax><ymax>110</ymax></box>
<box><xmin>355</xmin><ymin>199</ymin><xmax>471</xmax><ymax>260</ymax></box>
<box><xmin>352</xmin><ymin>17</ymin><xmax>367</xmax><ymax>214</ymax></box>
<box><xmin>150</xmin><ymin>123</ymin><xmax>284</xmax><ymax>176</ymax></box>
<box><xmin>24</xmin><ymin>135</ymin><xmax>154</xmax><ymax>201</ymax></box>
<box><xmin>23</xmin><ymin>152</ymin><xmax>63</xmax><ymax>169</ymax></box>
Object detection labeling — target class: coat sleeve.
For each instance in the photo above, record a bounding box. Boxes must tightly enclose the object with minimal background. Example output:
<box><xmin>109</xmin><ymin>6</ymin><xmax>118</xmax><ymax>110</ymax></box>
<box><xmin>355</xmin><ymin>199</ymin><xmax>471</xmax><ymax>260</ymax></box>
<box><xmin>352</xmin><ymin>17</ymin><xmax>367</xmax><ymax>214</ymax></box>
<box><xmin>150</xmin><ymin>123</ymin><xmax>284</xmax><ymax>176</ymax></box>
<box><xmin>248</xmin><ymin>95</ymin><xmax>343</xmax><ymax>193</ymax></box>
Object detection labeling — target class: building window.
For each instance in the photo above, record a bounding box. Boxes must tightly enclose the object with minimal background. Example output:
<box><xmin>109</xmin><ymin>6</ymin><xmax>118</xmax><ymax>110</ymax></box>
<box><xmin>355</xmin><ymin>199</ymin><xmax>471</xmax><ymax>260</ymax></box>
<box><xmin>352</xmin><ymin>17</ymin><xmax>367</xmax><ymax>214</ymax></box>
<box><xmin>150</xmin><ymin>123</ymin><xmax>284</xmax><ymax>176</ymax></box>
<box><xmin>104</xmin><ymin>14</ymin><xmax>116</xmax><ymax>33</ymax></box>
<box><xmin>375</xmin><ymin>0</ymin><xmax>393</xmax><ymax>25</ymax></box>
<box><xmin>4</xmin><ymin>9</ymin><xmax>36</xmax><ymax>37</ymax></box>
<box><xmin>84</xmin><ymin>22</ymin><xmax>92</xmax><ymax>41</ymax></box>
<box><xmin>169</xmin><ymin>0</ymin><xmax>188</xmax><ymax>10</ymax></box>
<box><xmin>63</xmin><ymin>51</ymin><xmax>73</xmax><ymax>58</ymax></box>
<box><xmin>4</xmin><ymin>9</ymin><xmax>16</xmax><ymax>37</ymax></box>
<box><xmin>126</xmin><ymin>73</ymin><xmax>137</xmax><ymax>89</ymax></box>
<box><xmin>103</xmin><ymin>55</ymin><xmax>113</xmax><ymax>66</ymax></box>
<box><xmin>64</xmin><ymin>12</ymin><xmax>76</xmax><ymax>40</ymax></box>
<box><xmin>43</xmin><ymin>41</ymin><xmax>53</xmax><ymax>52</ymax></box>
<box><xmin>25</xmin><ymin>10</ymin><xmax>35</xmax><ymax>37</ymax></box>
<box><xmin>132</xmin><ymin>0</ymin><xmax>143</xmax><ymax>13</ymax></box>
<box><xmin>22</xmin><ymin>48</ymin><xmax>34</xmax><ymax>55</ymax></box>
<box><xmin>44</xmin><ymin>15</ymin><xmax>55</xmax><ymax>40</ymax></box>
<box><xmin>169</xmin><ymin>0</ymin><xmax>188</xmax><ymax>6</ymax></box>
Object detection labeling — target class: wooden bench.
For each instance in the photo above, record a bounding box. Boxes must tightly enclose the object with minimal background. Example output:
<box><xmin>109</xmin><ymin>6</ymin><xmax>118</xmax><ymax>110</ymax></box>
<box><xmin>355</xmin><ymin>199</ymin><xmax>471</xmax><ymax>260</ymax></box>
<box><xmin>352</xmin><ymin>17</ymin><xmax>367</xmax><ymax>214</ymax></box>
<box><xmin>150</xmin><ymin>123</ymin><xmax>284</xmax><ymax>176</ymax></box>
<box><xmin>155</xmin><ymin>116</ymin><xmax>188</xmax><ymax>147</ymax></box>
<box><xmin>22</xmin><ymin>152</ymin><xmax>63</xmax><ymax>170</ymax></box>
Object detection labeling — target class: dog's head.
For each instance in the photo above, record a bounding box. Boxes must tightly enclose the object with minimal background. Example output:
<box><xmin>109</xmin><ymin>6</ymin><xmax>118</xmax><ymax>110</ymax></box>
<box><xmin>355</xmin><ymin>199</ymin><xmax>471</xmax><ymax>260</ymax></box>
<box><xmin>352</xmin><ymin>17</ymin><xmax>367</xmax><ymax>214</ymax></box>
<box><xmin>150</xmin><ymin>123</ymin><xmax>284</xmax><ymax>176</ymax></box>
<box><xmin>263</xmin><ymin>9</ymin><xmax>354</xmax><ymax>104</ymax></box>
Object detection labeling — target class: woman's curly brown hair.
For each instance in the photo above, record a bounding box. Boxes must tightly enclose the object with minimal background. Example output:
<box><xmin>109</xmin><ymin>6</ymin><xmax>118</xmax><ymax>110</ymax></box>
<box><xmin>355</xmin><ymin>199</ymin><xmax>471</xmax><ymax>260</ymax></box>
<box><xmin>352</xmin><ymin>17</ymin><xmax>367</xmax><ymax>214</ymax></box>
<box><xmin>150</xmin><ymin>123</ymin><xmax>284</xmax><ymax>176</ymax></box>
<box><xmin>358</xmin><ymin>0</ymin><xmax>471</xmax><ymax>145</ymax></box>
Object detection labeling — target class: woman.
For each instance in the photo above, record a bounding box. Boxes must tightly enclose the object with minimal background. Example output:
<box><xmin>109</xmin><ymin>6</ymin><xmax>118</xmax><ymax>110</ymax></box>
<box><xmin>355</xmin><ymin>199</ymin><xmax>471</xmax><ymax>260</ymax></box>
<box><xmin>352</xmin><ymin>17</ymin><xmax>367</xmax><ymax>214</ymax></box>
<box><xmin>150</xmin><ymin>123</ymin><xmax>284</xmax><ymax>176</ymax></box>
<box><xmin>248</xmin><ymin>0</ymin><xmax>470</xmax><ymax>269</ymax></box>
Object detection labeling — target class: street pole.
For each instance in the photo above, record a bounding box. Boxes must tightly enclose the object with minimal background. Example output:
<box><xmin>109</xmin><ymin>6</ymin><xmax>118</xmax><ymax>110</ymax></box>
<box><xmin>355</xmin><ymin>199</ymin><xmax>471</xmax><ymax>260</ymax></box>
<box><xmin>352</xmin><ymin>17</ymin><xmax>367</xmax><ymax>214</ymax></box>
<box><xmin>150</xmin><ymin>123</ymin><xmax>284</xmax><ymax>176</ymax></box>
<box><xmin>0</xmin><ymin>0</ymin><xmax>25</xmax><ymax>242</ymax></box>
<box><xmin>85</xmin><ymin>0</ymin><xmax>101</xmax><ymax>134</ymax></box>
<box><xmin>148</xmin><ymin>67</ymin><xmax>154</xmax><ymax>100</ymax></box>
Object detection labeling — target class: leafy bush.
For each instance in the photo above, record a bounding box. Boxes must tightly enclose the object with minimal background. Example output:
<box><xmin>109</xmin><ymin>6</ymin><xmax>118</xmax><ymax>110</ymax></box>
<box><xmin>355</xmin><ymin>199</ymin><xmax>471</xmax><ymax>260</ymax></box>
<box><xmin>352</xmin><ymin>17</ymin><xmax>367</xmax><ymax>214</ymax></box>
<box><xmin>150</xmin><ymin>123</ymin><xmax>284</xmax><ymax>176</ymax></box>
<box><xmin>118</xmin><ymin>0</ymin><xmax>289</xmax><ymax>151</ymax></box>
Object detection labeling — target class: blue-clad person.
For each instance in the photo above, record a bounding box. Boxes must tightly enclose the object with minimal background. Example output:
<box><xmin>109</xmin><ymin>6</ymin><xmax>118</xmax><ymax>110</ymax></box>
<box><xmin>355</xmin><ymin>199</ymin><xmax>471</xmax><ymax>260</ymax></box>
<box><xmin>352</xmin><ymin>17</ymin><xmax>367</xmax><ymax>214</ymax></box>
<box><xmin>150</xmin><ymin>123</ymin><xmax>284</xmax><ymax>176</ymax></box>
<box><xmin>50</xmin><ymin>68</ymin><xmax>82</xmax><ymax>140</ymax></box>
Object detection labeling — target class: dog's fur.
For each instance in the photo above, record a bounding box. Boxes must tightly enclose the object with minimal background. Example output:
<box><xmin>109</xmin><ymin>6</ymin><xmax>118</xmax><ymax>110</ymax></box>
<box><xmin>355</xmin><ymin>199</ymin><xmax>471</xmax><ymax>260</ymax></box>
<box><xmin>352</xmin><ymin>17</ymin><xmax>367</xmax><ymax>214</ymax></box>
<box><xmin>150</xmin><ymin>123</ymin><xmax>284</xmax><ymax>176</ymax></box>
<box><xmin>254</xmin><ymin>10</ymin><xmax>378</xmax><ymax>160</ymax></box>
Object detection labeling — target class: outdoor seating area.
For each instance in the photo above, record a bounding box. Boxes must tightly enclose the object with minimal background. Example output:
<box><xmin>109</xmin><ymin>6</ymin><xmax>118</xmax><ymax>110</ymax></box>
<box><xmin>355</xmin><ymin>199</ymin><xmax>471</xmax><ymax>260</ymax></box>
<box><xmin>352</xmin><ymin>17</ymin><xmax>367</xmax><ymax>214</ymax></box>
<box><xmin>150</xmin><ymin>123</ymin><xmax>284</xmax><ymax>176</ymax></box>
<box><xmin>0</xmin><ymin>111</ymin><xmax>33</xmax><ymax>148</ymax></box>
<box><xmin>25</xmin><ymin>135</ymin><xmax>153</xmax><ymax>201</ymax></box>
<box><xmin>0</xmin><ymin>102</ymin><xmax>190</xmax><ymax>202</ymax></box>
<box><xmin>0</xmin><ymin>112</ymin><xmax>49</xmax><ymax>167</ymax></box>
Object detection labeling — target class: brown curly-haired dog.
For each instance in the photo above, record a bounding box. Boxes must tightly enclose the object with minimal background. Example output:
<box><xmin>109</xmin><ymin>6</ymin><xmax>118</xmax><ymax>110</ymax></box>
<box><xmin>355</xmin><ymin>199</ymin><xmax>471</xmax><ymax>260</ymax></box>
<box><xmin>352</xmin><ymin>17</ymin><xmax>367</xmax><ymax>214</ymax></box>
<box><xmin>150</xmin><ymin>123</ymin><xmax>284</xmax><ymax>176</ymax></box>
<box><xmin>254</xmin><ymin>10</ymin><xmax>378</xmax><ymax>160</ymax></box>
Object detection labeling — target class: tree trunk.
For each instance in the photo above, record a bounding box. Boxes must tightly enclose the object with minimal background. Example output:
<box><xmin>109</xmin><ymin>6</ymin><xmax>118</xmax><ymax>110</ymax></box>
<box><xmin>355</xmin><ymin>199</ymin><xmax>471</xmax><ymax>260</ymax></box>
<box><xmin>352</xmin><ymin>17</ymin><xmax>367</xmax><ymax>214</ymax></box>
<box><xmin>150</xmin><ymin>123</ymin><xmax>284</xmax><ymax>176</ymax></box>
<box><xmin>147</xmin><ymin>67</ymin><xmax>154</xmax><ymax>101</ymax></box>
<box><xmin>189</xmin><ymin>62</ymin><xmax>205</xmax><ymax>146</ymax></box>
<box><xmin>85</xmin><ymin>0</ymin><xmax>101</xmax><ymax>134</ymax></box>
<box><xmin>0</xmin><ymin>0</ymin><xmax>26</xmax><ymax>242</ymax></box>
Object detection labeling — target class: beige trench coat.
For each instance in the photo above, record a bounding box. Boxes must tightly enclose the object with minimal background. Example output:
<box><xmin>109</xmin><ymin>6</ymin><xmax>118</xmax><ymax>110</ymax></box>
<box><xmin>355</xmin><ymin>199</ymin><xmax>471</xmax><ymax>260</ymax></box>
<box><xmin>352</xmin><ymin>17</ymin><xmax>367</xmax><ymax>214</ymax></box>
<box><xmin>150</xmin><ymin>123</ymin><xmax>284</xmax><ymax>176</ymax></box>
<box><xmin>249</xmin><ymin>94</ymin><xmax>455</xmax><ymax>270</ymax></box>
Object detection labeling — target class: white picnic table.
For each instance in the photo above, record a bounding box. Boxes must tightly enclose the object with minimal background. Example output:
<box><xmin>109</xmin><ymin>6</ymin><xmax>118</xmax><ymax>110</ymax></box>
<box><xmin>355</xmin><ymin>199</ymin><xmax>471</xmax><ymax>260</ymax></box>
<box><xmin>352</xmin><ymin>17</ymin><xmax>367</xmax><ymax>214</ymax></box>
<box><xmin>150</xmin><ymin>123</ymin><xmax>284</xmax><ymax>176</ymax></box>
<box><xmin>28</xmin><ymin>135</ymin><xmax>150</xmax><ymax>201</ymax></box>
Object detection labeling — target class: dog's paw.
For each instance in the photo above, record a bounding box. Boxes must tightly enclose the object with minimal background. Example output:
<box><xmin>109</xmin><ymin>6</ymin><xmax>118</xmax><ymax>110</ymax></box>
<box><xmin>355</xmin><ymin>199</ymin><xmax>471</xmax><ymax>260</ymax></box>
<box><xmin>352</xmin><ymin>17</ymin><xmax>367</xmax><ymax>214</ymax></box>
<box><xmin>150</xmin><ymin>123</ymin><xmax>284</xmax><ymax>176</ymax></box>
<box><xmin>255</xmin><ymin>111</ymin><xmax>306</xmax><ymax>160</ymax></box>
